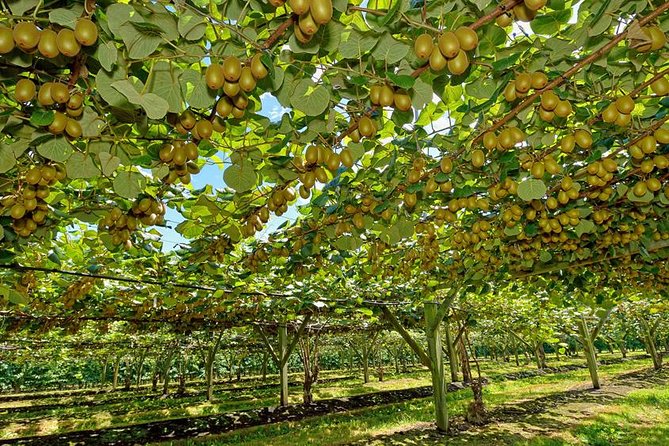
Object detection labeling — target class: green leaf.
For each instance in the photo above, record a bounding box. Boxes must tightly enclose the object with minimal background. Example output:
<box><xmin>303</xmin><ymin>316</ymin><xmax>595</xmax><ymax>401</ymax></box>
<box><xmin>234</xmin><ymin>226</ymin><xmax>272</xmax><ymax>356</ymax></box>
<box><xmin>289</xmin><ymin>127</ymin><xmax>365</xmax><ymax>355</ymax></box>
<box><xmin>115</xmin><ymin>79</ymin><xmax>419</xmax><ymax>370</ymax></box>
<box><xmin>223</xmin><ymin>160</ymin><xmax>257</xmax><ymax>192</ymax></box>
<box><xmin>517</xmin><ymin>179</ymin><xmax>547</xmax><ymax>201</ymax></box>
<box><xmin>48</xmin><ymin>5</ymin><xmax>84</xmax><ymax>28</ymax></box>
<box><xmin>371</xmin><ymin>33</ymin><xmax>409</xmax><ymax>65</ymax></box>
<box><xmin>627</xmin><ymin>188</ymin><xmax>654</xmax><ymax>203</ymax></box>
<box><xmin>0</xmin><ymin>285</ymin><xmax>28</xmax><ymax>305</ymax></box>
<box><xmin>339</xmin><ymin>30</ymin><xmax>378</xmax><ymax>59</ymax></box>
<box><xmin>37</xmin><ymin>137</ymin><xmax>74</xmax><ymax>162</ymax></box>
<box><xmin>574</xmin><ymin>219</ymin><xmax>595</xmax><ymax>237</ymax></box>
<box><xmin>29</xmin><ymin>109</ymin><xmax>54</xmax><ymax>126</ymax></box>
<box><xmin>97</xmin><ymin>42</ymin><xmax>118</xmax><ymax>72</ymax></box>
<box><xmin>290</xmin><ymin>79</ymin><xmax>331</xmax><ymax>117</ymax></box>
<box><xmin>146</xmin><ymin>61</ymin><xmax>184</xmax><ymax>113</ymax></box>
<box><xmin>178</xmin><ymin>11</ymin><xmax>207</xmax><ymax>41</ymax></box>
<box><xmin>181</xmin><ymin>69</ymin><xmax>217</xmax><ymax>110</ymax></box>
<box><xmin>66</xmin><ymin>152</ymin><xmax>99</xmax><ymax>179</ymax></box>
<box><xmin>386</xmin><ymin>73</ymin><xmax>415</xmax><ymax>89</ymax></box>
<box><xmin>140</xmin><ymin>93</ymin><xmax>170</xmax><ymax>120</ymax></box>
<box><xmin>98</xmin><ymin>152</ymin><xmax>121</xmax><ymax>177</ymax></box>
<box><xmin>478</xmin><ymin>24</ymin><xmax>506</xmax><ymax>55</ymax></box>
<box><xmin>531</xmin><ymin>9</ymin><xmax>571</xmax><ymax>35</ymax></box>
<box><xmin>79</xmin><ymin>107</ymin><xmax>105</xmax><ymax>138</ymax></box>
<box><xmin>113</xmin><ymin>171</ymin><xmax>146</xmax><ymax>199</ymax></box>
<box><xmin>0</xmin><ymin>144</ymin><xmax>17</xmax><ymax>174</ymax></box>
<box><xmin>7</xmin><ymin>0</ymin><xmax>38</xmax><ymax>15</ymax></box>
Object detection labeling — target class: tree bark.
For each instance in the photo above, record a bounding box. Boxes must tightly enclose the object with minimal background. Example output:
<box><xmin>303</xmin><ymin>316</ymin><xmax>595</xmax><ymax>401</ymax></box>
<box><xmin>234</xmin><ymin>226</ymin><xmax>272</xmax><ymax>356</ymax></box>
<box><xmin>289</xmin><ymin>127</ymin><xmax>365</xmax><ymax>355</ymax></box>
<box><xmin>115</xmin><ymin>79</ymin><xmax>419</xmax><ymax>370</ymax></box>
<box><xmin>425</xmin><ymin>302</ymin><xmax>448</xmax><ymax>432</ymax></box>
<box><xmin>578</xmin><ymin>316</ymin><xmax>600</xmax><ymax>389</ymax></box>
<box><xmin>639</xmin><ymin>318</ymin><xmax>662</xmax><ymax>370</ymax></box>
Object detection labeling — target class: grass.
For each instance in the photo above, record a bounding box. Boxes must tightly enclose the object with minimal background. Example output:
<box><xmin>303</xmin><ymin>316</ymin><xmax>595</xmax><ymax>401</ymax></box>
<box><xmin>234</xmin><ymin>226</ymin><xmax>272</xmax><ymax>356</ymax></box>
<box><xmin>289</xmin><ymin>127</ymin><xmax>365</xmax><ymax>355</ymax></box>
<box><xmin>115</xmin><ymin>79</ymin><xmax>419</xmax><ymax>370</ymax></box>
<box><xmin>1</xmin><ymin>353</ymin><xmax>663</xmax><ymax>446</ymax></box>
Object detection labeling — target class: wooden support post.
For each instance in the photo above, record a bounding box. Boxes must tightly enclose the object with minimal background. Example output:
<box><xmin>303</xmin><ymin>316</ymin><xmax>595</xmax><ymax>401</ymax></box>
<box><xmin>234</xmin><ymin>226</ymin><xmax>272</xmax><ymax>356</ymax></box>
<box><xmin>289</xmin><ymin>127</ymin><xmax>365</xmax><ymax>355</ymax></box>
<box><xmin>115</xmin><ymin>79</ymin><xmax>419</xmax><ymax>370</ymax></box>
<box><xmin>444</xmin><ymin>317</ymin><xmax>459</xmax><ymax>382</ymax></box>
<box><xmin>578</xmin><ymin>316</ymin><xmax>600</xmax><ymax>389</ymax></box>
<box><xmin>279</xmin><ymin>323</ymin><xmax>289</xmax><ymax>406</ymax></box>
<box><xmin>425</xmin><ymin>302</ymin><xmax>449</xmax><ymax>432</ymax></box>
<box><xmin>640</xmin><ymin>318</ymin><xmax>662</xmax><ymax>370</ymax></box>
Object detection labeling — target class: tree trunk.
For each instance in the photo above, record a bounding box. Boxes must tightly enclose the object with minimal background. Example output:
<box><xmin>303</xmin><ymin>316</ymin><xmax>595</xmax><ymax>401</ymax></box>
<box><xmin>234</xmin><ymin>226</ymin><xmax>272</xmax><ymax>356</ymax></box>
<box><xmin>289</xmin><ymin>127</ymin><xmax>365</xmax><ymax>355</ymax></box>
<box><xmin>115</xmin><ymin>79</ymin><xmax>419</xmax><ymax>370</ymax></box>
<box><xmin>205</xmin><ymin>354</ymin><xmax>215</xmax><ymax>401</ymax></box>
<box><xmin>444</xmin><ymin>317</ymin><xmax>459</xmax><ymax>382</ymax></box>
<box><xmin>261</xmin><ymin>350</ymin><xmax>268</xmax><ymax>381</ymax></box>
<box><xmin>578</xmin><ymin>316</ymin><xmax>600</xmax><ymax>389</ymax></box>
<box><xmin>425</xmin><ymin>302</ymin><xmax>448</xmax><ymax>432</ymax></box>
<box><xmin>362</xmin><ymin>345</ymin><xmax>370</xmax><ymax>384</ymax></box>
<box><xmin>639</xmin><ymin>318</ymin><xmax>662</xmax><ymax>370</ymax></box>
<box><xmin>112</xmin><ymin>355</ymin><xmax>121</xmax><ymax>390</ymax></box>
<box><xmin>100</xmin><ymin>357</ymin><xmax>108</xmax><ymax>389</ymax></box>
<box><xmin>279</xmin><ymin>324</ymin><xmax>289</xmax><ymax>406</ymax></box>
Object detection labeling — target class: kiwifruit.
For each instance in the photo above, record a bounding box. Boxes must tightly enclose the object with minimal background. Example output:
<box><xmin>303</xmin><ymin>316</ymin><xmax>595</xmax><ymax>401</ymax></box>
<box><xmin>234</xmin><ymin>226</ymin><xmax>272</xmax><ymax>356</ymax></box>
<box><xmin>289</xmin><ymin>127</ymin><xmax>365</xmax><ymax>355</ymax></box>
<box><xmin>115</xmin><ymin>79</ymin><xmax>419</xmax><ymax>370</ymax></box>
<box><xmin>574</xmin><ymin>129</ymin><xmax>592</xmax><ymax>148</ymax></box>
<box><xmin>239</xmin><ymin>66</ymin><xmax>257</xmax><ymax>92</ymax></box>
<box><xmin>37</xmin><ymin>28</ymin><xmax>59</xmax><ymax>58</ymax></box>
<box><xmin>553</xmin><ymin>101</ymin><xmax>573</xmax><ymax>118</ymax></box>
<box><xmin>56</xmin><ymin>29</ymin><xmax>80</xmax><ymax>57</ymax></box>
<box><xmin>530</xmin><ymin>162</ymin><xmax>545</xmax><ymax>178</ymax></box>
<box><xmin>222</xmin><ymin>56</ymin><xmax>242</xmax><ymax>82</ymax></box>
<box><xmin>531</xmin><ymin>71</ymin><xmax>548</xmax><ymax>90</ymax></box>
<box><xmin>216</xmin><ymin>97</ymin><xmax>233</xmax><ymax>117</ymax></box>
<box><xmin>293</xmin><ymin>22</ymin><xmax>312</xmax><ymax>44</ymax></box>
<box><xmin>38</xmin><ymin>83</ymin><xmax>54</xmax><ymax>106</ymax></box>
<box><xmin>232</xmin><ymin>93</ymin><xmax>248</xmax><ymax>110</ymax></box>
<box><xmin>298</xmin><ymin>12</ymin><xmax>319</xmax><ymax>36</ymax></box>
<box><xmin>447</xmin><ymin>49</ymin><xmax>469</xmax><ymax>75</ymax></box>
<box><xmin>438</xmin><ymin>31</ymin><xmax>460</xmax><ymax>59</ymax></box>
<box><xmin>48</xmin><ymin>111</ymin><xmax>68</xmax><ymax>134</ymax></box>
<box><xmin>65</xmin><ymin>106</ymin><xmax>82</xmax><ymax>118</ymax></box>
<box><xmin>540</xmin><ymin>91</ymin><xmax>559</xmax><ymax>110</ymax></box>
<box><xmin>482</xmin><ymin>132</ymin><xmax>497</xmax><ymax>150</ymax></box>
<box><xmin>25</xmin><ymin>168</ymin><xmax>41</xmax><ymax>185</ymax></box>
<box><xmin>66</xmin><ymin>92</ymin><xmax>83</xmax><ymax>110</ymax></box>
<box><xmin>326</xmin><ymin>153</ymin><xmax>340</xmax><ymax>171</ymax></box>
<box><xmin>651</xmin><ymin>77</ymin><xmax>669</xmax><ymax>96</ymax></box>
<box><xmin>524</xmin><ymin>0</ymin><xmax>547</xmax><ymax>11</ymax></box>
<box><xmin>648</xmin><ymin>26</ymin><xmax>667</xmax><ymax>51</ymax></box>
<box><xmin>0</xmin><ymin>25</ymin><xmax>14</xmax><ymax>54</ymax></box>
<box><xmin>615</xmin><ymin>112</ymin><xmax>631</xmax><ymax>127</ymax></box>
<box><xmin>74</xmin><ymin>18</ymin><xmax>98</xmax><ymax>46</ymax></box>
<box><xmin>496</xmin><ymin>13</ymin><xmax>513</xmax><ymax>27</ymax></box>
<box><xmin>440</xmin><ymin>157</ymin><xmax>453</xmax><ymax>173</ymax></box>
<box><xmin>13</xmin><ymin>22</ymin><xmax>40</xmax><ymax>51</ymax></box>
<box><xmin>560</xmin><ymin>135</ymin><xmax>575</xmax><ymax>153</ymax></box>
<box><xmin>50</xmin><ymin>83</ymin><xmax>70</xmax><ymax>104</ymax></box>
<box><xmin>172</xmin><ymin>145</ymin><xmax>187</xmax><ymax>165</ymax></box>
<box><xmin>515</xmin><ymin>73</ymin><xmax>532</xmax><ymax>93</ymax></box>
<box><xmin>14</xmin><ymin>78</ymin><xmax>36</xmax><ymax>102</ymax></box>
<box><xmin>632</xmin><ymin>181</ymin><xmax>647</xmax><ymax>197</ymax></box>
<box><xmin>615</xmin><ymin>96</ymin><xmax>634</xmax><ymax>114</ymax></box>
<box><xmin>471</xmin><ymin>149</ymin><xmax>485</xmax><ymax>168</ymax></box>
<box><xmin>414</xmin><ymin>33</ymin><xmax>433</xmax><ymax>59</ymax></box>
<box><xmin>289</xmin><ymin>0</ymin><xmax>310</xmax><ymax>15</ymax></box>
<box><xmin>513</xmin><ymin>4</ymin><xmax>537</xmax><ymax>22</ymax></box>
<box><xmin>504</xmin><ymin>82</ymin><xmax>517</xmax><ymax>102</ymax></box>
<box><xmin>379</xmin><ymin>85</ymin><xmax>394</xmax><ymax>107</ymax></box>
<box><xmin>250</xmin><ymin>54</ymin><xmax>268</xmax><ymax>80</ymax></box>
<box><xmin>65</xmin><ymin>118</ymin><xmax>82</xmax><ymax>138</ymax></box>
<box><xmin>223</xmin><ymin>80</ymin><xmax>240</xmax><ymax>98</ymax></box>
<box><xmin>370</xmin><ymin>84</ymin><xmax>382</xmax><ymax>104</ymax></box>
<box><xmin>305</xmin><ymin>145</ymin><xmax>319</xmax><ymax>164</ymax></box>
<box><xmin>655</xmin><ymin>127</ymin><xmax>669</xmax><ymax>144</ymax></box>
<box><xmin>601</xmin><ymin>104</ymin><xmax>619</xmax><ymax>123</ymax></box>
<box><xmin>498</xmin><ymin>128</ymin><xmax>515</xmax><ymax>149</ymax></box>
<box><xmin>205</xmin><ymin>63</ymin><xmax>225</xmax><ymax>90</ymax></box>
<box><xmin>41</xmin><ymin>165</ymin><xmax>56</xmax><ymax>181</ymax></box>
<box><xmin>310</xmin><ymin>0</ymin><xmax>333</xmax><ymax>25</ymax></box>
<box><xmin>10</xmin><ymin>204</ymin><xmax>26</xmax><ymax>219</ymax></box>
<box><xmin>393</xmin><ymin>90</ymin><xmax>412</xmax><ymax>111</ymax></box>
<box><xmin>179</xmin><ymin>110</ymin><xmax>196</xmax><ymax>130</ymax></box>
<box><xmin>231</xmin><ymin>106</ymin><xmax>244</xmax><ymax>119</ymax></box>
<box><xmin>159</xmin><ymin>145</ymin><xmax>173</xmax><ymax>162</ymax></box>
<box><xmin>340</xmin><ymin>148</ymin><xmax>354</xmax><ymax>168</ymax></box>
<box><xmin>212</xmin><ymin>116</ymin><xmax>226</xmax><ymax>133</ymax></box>
<box><xmin>429</xmin><ymin>46</ymin><xmax>447</xmax><ymax>71</ymax></box>
<box><xmin>195</xmin><ymin>120</ymin><xmax>213</xmax><ymax>140</ymax></box>
<box><xmin>185</xmin><ymin>142</ymin><xmax>198</xmax><ymax>160</ymax></box>
<box><xmin>539</xmin><ymin>107</ymin><xmax>554</xmax><ymax>122</ymax></box>
<box><xmin>647</xmin><ymin>177</ymin><xmax>662</xmax><ymax>192</ymax></box>
<box><xmin>455</xmin><ymin>26</ymin><xmax>478</xmax><ymax>51</ymax></box>
<box><xmin>358</xmin><ymin>116</ymin><xmax>375</xmax><ymax>137</ymax></box>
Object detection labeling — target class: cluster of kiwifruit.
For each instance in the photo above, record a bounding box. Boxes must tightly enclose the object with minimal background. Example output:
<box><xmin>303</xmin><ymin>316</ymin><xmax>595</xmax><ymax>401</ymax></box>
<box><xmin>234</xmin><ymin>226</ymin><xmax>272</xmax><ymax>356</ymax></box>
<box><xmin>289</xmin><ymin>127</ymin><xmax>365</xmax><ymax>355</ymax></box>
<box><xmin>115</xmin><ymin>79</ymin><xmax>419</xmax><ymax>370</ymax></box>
<box><xmin>500</xmin><ymin>204</ymin><xmax>524</xmax><ymax>228</ymax></box>
<box><xmin>414</xmin><ymin>27</ymin><xmax>478</xmax><ymax>75</ymax></box>
<box><xmin>538</xmin><ymin>90</ymin><xmax>572</xmax><ymax>121</ymax></box>
<box><xmin>538</xmin><ymin>209</ymin><xmax>580</xmax><ymax>234</ymax></box>
<box><xmin>241</xmin><ymin>207</ymin><xmax>270</xmax><ymax>237</ymax></box>
<box><xmin>206</xmin><ymin>54</ymin><xmax>267</xmax><ymax>121</ymax></box>
<box><xmin>559</xmin><ymin>129</ymin><xmax>592</xmax><ymax>153</ymax></box>
<box><xmin>584</xmin><ymin>158</ymin><xmax>618</xmax><ymax>187</ymax></box>
<box><xmin>369</xmin><ymin>84</ymin><xmax>412</xmax><ymax>111</ymax></box>
<box><xmin>651</xmin><ymin>76</ymin><xmax>669</xmax><ymax>96</ymax></box>
<box><xmin>296</xmin><ymin>145</ymin><xmax>354</xmax><ymax>196</ymax></box>
<box><xmin>98</xmin><ymin>197</ymin><xmax>166</xmax><ymax>247</ymax></box>
<box><xmin>453</xmin><ymin>221</ymin><xmax>491</xmax><ymax>247</ymax></box>
<box><xmin>406</xmin><ymin>157</ymin><xmax>426</xmax><ymax>184</ymax></box>
<box><xmin>601</xmin><ymin>95</ymin><xmax>635</xmax><ymax>126</ymax></box>
<box><xmin>598</xmin><ymin>226</ymin><xmax>646</xmax><ymax>249</ymax></box>
<box><xmin>504</xmin><ymin>71</ymin><xmax>548</xmax><ymax>102</ymax></box>
<box><xmin>347</xmin><ymin>114</ymin><xmax>379</xmax><ymax>142</ymax></box>
<box><xmin>631</xmin><ymin>176</ymin><xmax>663</xmax><ymax>198</ymax></box>
<box><xmin>14</xmin><ymin>79</ymin><xmax>85</xmax><ymax>137</ymax></box>
<box><xmin>172</xmin><ymin>109</ymin><xmax>219</xmax><ymax>140</ymax></box>
<box><xmin>447</xmin><ymin>195</ymin><xmax>490</xmax><ymax>213</ymax></box>
<box><xmin>488</xmin><ymin>177</ymin><xmax>518</xmax><ymax>201</ymax></box>
<box><xmin>519</xmin><ymin>153</ymin><xmax>561</xmax><ymax>178</ymax></box>
<box><xmin>0</xmin><ymin>18</ymin><xmax>97</xmax><ymax>57</ymax></box>
<box><xmin>270</xmin><ymin>0</ymin><xmax>333</xmax><ymax>43</ymax></box>
<box><xmin>628</xmin><ymin>129</ymin><xmax>669</xmax><ymax>163</ymax></box>
<box><xmin>158</xmin><ymin>140</ymin><xmax>200</xmax><ymax>185</ymax></box>
<box><xmin>555</xmin><ymin>176</ymin><xmax>581</xmax><ymax>205</ymax></box>
<box><xmin>632</xmin><ymin>25</ymin><xmax>666</xmax><ymax>53</ymax></box>
<box><xmin>586</xmin><ymin>185</ymin><xmax>613</xmax><ymax>202</ymax></box>
<box><xmin>1</xmin><ymin>164</ymin><xmax>65</xmax><ymax>237</ymax></box>
<box><xmin>482</xmin><ymin>126</ymin><xmax>526</xmax><ymax>151</ymax></box>
<box><xmin>61</xmin><ymin>277</ymin><xmax>96</xmax><ymax>308</ymax></box>
<box><xmin>496</xmin><ymin>1</ymin><xmax>546</xmax><ymax>26</ymax></box>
